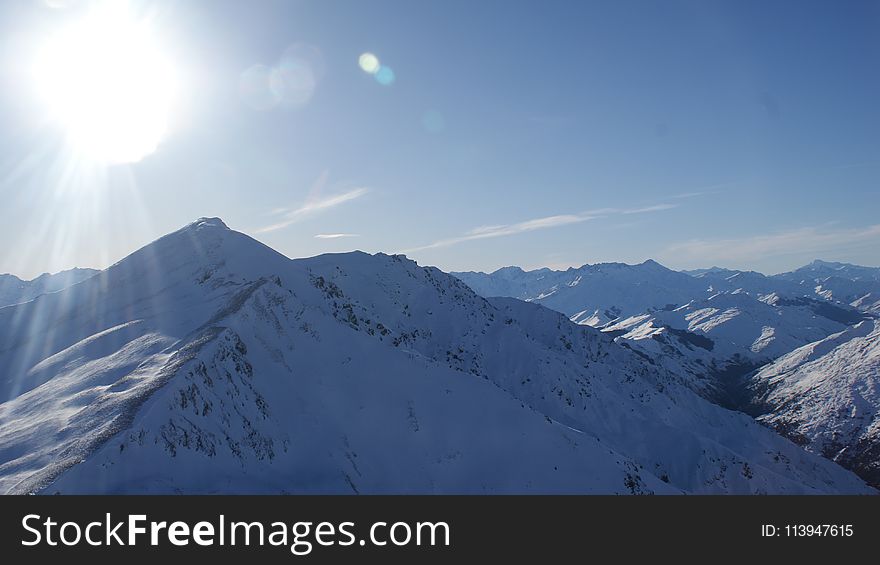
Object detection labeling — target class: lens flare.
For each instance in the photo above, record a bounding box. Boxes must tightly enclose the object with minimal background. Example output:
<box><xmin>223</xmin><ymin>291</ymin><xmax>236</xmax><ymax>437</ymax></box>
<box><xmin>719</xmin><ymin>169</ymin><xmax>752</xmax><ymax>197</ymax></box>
<box><xmin>358</xmin><ymin>52</ymin><xmax>380</xmax><ymax>74</ymax></box>
<box><xmin>241</xmin><ymin>43</ymin><xmax>323</xmax><ymax>111</ymax></box>
<box><xmin>272</xmin><ymin>44</ymin><xmax>323</xmax><ymax>108</ymax></box>
<box><xmin>375</xmin><ymin>66</ymin><xmax>395</xmax><ymax>86</ymax></box>
<box><xmin>239</xmin><ymin>64</ymin><xmax>281</xmax><ymax>111</ymax></box>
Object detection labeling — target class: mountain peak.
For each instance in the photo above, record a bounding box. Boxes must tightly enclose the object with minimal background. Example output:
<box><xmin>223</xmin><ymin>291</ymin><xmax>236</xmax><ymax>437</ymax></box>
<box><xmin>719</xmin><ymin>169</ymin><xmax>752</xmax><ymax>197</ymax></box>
<box><xmin>491</xmin><ymin>266</ymin><xmax>526</xmax><ymax>276</ymax></box>
<box><xmin>631</xmin><ymin>259</ymin><xmax>676</xmax><ymax>274</ymax></box>
<box><xmin>800</xmin><ymin>259</ymin><xmax>858</xmax><ymax>272</ymax></box>
<box><xmin>188</xmin><ymin>217</ymin><xmax>229</xmax><ymax>230</ymax></box>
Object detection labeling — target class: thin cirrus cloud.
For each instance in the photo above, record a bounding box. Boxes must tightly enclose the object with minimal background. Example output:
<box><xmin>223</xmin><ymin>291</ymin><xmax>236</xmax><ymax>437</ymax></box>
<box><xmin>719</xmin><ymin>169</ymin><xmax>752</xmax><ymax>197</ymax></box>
<box><xmin>402</xmin><ymin>203</ymin><xmax>677</xmax><ymax>253</ymax></box>
<box><xmin>622</xmin><ymin>203</ymin><xmax>678</xmax><ymax>214</ymax></box>
<box><xmin>670</xmin><ymin>191</ymin><xmax>710</xmax><ymax>199</ymax></box>
<box><xmin>401</xmin><ymin>214</ymin><xmax>596</xmax><ymax>253</ymax></box>
<box><xmin>315</xmin><ymin>233</ymin><xmax>360</xmax><ymax>239</ymax></box>
<box><xmin>660</xmin><ymin>224</ymin><xmax>880</xmax><ymax>268</ymax></box>
<box><xmin>668</xmin><ymin>180</ymin><xmax>743</xmax><ymax>200</ymax></box>
<box><xmin>256</xmin><ymin>187</ymin><xmax>369</xmax><ymax>234</ymax></box>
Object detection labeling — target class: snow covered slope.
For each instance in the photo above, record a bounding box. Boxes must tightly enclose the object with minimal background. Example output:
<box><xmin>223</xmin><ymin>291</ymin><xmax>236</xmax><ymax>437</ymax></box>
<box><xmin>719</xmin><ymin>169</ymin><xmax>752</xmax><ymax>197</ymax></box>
<box><xmin>0</xmin><ymin>268</ymin><xmax>98</xmax><ymax>308</ymax></box>
<box><xmin>690</xmin><ymin>261</ymin><xmax>880</xmax><ymax>316</ymax></box>
<box><xmin>750</xmin><ymin>320</ymin><xmax>880</xmax><ymax>487</ymax></box>
<box><xmin>454</xmin><ymin>261</ymin><xmax>707</xmax><ymax>328</ymax></box>
<box><xmin>777</xmin><ymin>260</ymin><xmax>880</xmax><ymax>284</ymax></box>
<box><xmin>456</xmin><ymin>259</ymin><xmax>880</xmax><ymax>323</ymax></box>
<box><xmin>0</xmin><ymin>219</ymin><xmax>871</xmax><ymax>494</ymax></box>
<box><xmin>687</xmin><ymin>268</ymin><xmax>805</xmax><ymax>298</ymax></box>
<box><xmin>772</xmin><ymin>260</ymin><xmax>880</xmax><ymax>315</ymax></box>
<box><xmin>455</xmin><ymin>261</ymin><xmax>869</xmax><ymax>402</ymax></box>
<box><xmin>603</xmin><ymin>292</ymin><xmax>864</xmax><ymax>401</ymax></box>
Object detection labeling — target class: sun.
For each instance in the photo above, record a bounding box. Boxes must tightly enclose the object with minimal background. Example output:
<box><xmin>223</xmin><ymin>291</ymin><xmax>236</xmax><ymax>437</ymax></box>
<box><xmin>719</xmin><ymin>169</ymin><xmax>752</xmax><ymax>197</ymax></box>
<box><xmin>33</xmin><ymin>5</ymin><xmax>178</xmax><ymax>164</ymax></box>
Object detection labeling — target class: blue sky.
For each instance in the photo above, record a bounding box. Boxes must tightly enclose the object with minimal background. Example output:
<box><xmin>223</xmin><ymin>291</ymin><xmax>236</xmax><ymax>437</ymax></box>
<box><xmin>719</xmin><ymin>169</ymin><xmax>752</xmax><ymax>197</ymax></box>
<box><xmin>1</xmin><ymin>0</ymin><xmax>878</xmax><ymax>279</ymax></box>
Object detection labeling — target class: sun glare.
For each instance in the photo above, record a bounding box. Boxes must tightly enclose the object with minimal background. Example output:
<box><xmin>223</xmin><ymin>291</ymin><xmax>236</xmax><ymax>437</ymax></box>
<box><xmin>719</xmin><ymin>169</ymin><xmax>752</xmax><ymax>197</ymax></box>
<box><xmin>33</xmin><ymin>5</ymin><xmax>177</xmax><ymax>164</ymax></box>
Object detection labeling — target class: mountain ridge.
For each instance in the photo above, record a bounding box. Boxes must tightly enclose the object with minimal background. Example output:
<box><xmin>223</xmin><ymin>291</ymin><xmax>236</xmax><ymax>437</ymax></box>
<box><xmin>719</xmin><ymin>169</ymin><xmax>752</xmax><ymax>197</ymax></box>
<box><xmin>0</xmin><ymin>268</ymin><xmax>99</xmax><ymax>309</ymax></box>
<box><xmin>0</xmin><ymin>218</ymin><xmax>870</xmax><ymax>494</ymax></box>
<box><xmin>452</xmin><ymin>256</ymin><xmax>880</xmax><ymax>486</ymax></box>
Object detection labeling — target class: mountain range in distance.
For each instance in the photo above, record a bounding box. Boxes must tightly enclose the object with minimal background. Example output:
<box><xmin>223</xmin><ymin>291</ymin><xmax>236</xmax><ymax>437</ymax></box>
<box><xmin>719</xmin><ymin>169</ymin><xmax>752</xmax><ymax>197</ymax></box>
<box><xmin>453</xmin><ymin>258</ymin><xmax>880</xmax><ymax>486</ymax></box>
<box><xmin>0</xmin><ymin>268</ymin><xmax>98</xmax><ymax>309</ymax></box>
<box><xmin>0</xmin><ymin>218</ymin><xmax>876</xmax><ymax>493</ymax></box>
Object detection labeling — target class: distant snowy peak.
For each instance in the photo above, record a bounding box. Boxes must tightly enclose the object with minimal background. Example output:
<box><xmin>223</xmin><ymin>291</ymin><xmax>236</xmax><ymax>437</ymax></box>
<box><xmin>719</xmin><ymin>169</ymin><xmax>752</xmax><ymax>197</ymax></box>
<box><xmin>688</xmin><ymin>259</ymin><xmax>880</xmax><ymax>295</ymax></box>
<box><xmin>771</xmin><ymin>260</ymin><xmax>880</xmax><ymax>312</ymax></box>
<box><xmin>682</xmin><ymin>266</ymin><xmax>733</xmax><ymax>277</ymax></box>
<box><xmin>0</xmin><ymin>268</ymin><xmax>99</xmax><ymax>309</ymax></box>
<box><xmin>688</xmin><ymin>268</ymin><xmax>807</xmax><ymax>298</ymax></box>
<box><xmin>489</xmin><ymin>265</ymin><xmax>530</xmax><ymax>276</ymax></box>
<box><xmin>457</xmin><ymin>257</ymin><xmax>880</xmax><ymax>331</ymax></box>
<box><xmin>776</xmin><ymin>259</ymin><xmax>880</xmax><ymax>283</ymax></box>
<box><xmin>453</xmin><ymin>259</ymin><xmax>700</xmax><ymax>326</ymax></box>
<box><xmin>455</xmin><ymin>257</ymin><xmax>872</xmax><ymax>408</ymax></box>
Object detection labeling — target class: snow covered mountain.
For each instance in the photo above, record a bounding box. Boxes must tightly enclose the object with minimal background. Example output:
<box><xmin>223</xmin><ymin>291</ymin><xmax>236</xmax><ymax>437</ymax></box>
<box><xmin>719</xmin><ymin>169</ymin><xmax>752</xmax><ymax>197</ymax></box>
<box><xmin>778</xmin><ymin>259</ymin><xmax>880</xmax><ymax>284</ymax></box>
<box><xmin>0</xmin><ymin>219</ymin><xmax>870</xmax><ymax>494</ymax></box>
<box><xmin>0</xmin><ymin>268</ymin><xmax>98</xmax><ymax>308</ymax></box>
<box><xmin>773</xmin><ymin>260</ymin><xmax>880</xmax><ymax>315</ymax></box>
<box><xmin>454</xmin><ymin>261</ymin><xmax>869</xmax><ymax>400</ymax></box>
<box><xmin>602</xmin><ymin>291</ymin><xmax>863</xmax><ymax>402</ymax></box>
<box><xmin>454</xmin><ymin>259</ymin><xmax>879</xmax><ymax>486</ymax></box>
<box><xmin>689</xmin><ymin>260</ymin><xmax>880</xmax><ymax>315</ymax></box>
<box><xmin>687</xmin><ymin>267</ymin><xmax>805</xmax><ymax>297</ymax></box>
<box><xmin>750</xmin><ymin>320</ymin><xmax>880</xmax><ymax>487</ymax></box>
<box><xmin>454</xmin><ymin>261</ymin><xmax>707</xmax><ymax>328</ymax></box>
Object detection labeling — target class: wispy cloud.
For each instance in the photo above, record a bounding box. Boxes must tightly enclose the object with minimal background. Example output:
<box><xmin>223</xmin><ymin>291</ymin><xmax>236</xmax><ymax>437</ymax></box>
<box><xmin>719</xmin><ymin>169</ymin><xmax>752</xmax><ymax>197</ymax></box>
<box><xmin>315</xmin><ymin>233</ymin><xmax>360</xmax><ymax>239</ymax></box>
<box><xmin>667</xmin><ymin>179</ymin><xmax>749</xmax><ymax>200</ymax></box>
<box><xmin>671</xmin><ymin>191</ymin><xmax>710</xmax><ymax>199</ymax></box>
<box><xmin>660</xmin><ymin>224</ymin><xmax>880</xmax><ymax>267</ymax></box>
<box><xmin>256</xmin><ymin>175</ymin><xmax>369</xmax><ymax>234</ymax></box>
<box><xmin>402</xmin><ymin>214</ymin><xmax>596</xmax><ymax>253</ymax></box>
<box><xmin>623</xmin><ymin>203</ymin><xmax>678</xmax><ymax>214</ymax></box>
<box><xmin>402</xmin><ymin>203</ymin><xmax>677</xmax><ymax>253</ymax></box>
